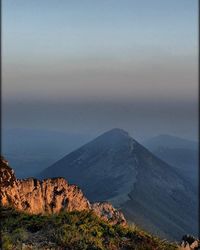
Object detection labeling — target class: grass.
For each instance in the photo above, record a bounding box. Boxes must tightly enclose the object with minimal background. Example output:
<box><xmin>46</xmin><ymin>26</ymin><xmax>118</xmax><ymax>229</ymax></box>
<box><xmin>1</xmin><ymin>206</ymin><xmax>178</xmax><ymax>250</ymax></box>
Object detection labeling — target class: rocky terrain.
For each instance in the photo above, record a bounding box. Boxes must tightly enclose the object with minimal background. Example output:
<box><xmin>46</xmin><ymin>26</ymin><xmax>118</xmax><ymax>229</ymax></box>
<box><xmin>0</xmin><ymin>156</ymin><xmax>126</xmax><ymax>226</ymax></box>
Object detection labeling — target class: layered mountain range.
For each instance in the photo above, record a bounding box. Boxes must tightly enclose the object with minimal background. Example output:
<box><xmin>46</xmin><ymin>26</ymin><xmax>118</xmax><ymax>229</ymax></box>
<box><xmin>40</xmin><ymin>128</ymin><xmax>198</xmax><ymax>240</ymax></box>
<box><xmin>2</xmin><ymin>128</ymin><xmax>91</xmax><ymax>178</ymax></box>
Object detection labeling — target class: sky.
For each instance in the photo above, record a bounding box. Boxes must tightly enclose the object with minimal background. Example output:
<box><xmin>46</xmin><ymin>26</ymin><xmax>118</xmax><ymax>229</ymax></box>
<box><xmin>2</xmin><ymin>0</ymin><xmax>198</xmax><ymax>140</ymax></box>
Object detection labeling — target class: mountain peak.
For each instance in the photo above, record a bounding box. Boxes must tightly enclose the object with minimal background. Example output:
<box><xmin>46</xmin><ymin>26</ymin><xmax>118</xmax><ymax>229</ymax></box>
<box><xmin>88</xmin><ymin>128</ymin><xmax>132</xmax><ymax>150</ymax></box>
<box><xmin>104</xmin><ymin>128</ymin><xmax>129</xmax><ymax>136</ymax></box>
<box><xmin>98</xmin><ymin>128</ymin><xmax>130</xmax><ymax>141</ymax></box>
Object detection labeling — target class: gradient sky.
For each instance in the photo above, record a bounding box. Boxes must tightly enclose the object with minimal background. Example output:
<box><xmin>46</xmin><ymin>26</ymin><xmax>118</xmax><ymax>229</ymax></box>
<box><xmin>2</xmin><ymin>0</ymin><xmax>198</xmax><ymax>140</ymax></box>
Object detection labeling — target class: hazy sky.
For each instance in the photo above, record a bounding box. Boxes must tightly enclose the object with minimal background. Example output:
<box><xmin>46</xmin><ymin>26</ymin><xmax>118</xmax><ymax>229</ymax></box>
<box><xmin>2</xmin><ymin>0</ymin><xmax>198</xmax><ymax>140</ymax></box>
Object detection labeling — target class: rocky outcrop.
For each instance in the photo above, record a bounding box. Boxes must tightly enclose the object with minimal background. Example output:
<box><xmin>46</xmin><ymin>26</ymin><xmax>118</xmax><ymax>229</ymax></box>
<box><xmin>1</xmin><ymin>177</ymin><xmax>90</xmax><ymax>214</ymax></box>
<box><xmin>0</xmin><ymin>156</ymin><xmax>16</xmax><ymax>187</ymax></box>
<box><xmin>179</xmin><ymin>235</ymin><xmax>199</xmax><ymax>250</ymax></box>
<box><xmin>91</xmin><ymin>202</ymin><xmax>127</xmax><ymax>226</ymax></box>
<box><xmin>0</xmin><ymin>157</ymin><xmax>126</xmax><ymax>226</ymax></box>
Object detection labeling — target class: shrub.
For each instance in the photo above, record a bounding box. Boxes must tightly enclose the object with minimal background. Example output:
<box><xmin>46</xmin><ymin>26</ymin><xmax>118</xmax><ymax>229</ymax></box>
<box><xmin>12</xmin><ymin>228</ymin><xmax>28</xmax><ymax>242</ymax></box>
<box><xmin>2</xmin><ymin>233</ymin><xmax>13</xmax><ymax>250</ymax></box>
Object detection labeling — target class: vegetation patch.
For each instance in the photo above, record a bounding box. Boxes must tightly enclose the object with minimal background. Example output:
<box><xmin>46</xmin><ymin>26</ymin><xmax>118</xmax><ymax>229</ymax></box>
<box><xmin>1</xmin><ymin>206</ymin><xmax>177</xmax><ymax>250</ymax></box>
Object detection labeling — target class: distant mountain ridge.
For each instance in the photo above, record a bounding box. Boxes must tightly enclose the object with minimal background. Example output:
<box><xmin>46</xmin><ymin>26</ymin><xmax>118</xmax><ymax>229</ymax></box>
<box><xmin>143</xmin><ymin>134</ymin><xmax>198</xmax><ymax>185</ymax></box>
<box><xmin>40</xmin><ymin>128</ymin><xmax>198</xmax><ymax>240</ymax></box>
<box><xmin>2</xmin><ymin>128</ymin><xmax>91</xmax><ymax>178</ymax></box>
<box><xmin>144</xmin><ymin>134</ymin><xmax>197</xmax><ymax>150</ymax></box>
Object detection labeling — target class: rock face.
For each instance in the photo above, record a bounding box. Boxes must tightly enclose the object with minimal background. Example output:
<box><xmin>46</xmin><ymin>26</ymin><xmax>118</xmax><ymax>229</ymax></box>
<box><xmin>0</xmin><ymin>157</ymin><xmax>126</xmax><ymax>226</ymax></box>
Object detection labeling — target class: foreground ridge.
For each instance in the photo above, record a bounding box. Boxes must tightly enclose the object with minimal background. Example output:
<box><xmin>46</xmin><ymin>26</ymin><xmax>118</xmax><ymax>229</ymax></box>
<box><xmin>0</xmin><ymin>156</ymin><xmax>126</xmax><ymax>226</ymax></box>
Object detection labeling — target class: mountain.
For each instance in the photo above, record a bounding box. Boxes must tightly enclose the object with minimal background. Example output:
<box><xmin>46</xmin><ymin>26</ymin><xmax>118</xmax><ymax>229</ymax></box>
<box><xmin>2</xmin><ymin>128</ymin><xmax>91</xmax><ymax>178</ymax></box>
<box><xmin>143</xmin><ymin>135</ymin><xmax>198</xmax><ymax>184</ymax></box>
<box><xmin>40</xmin><ymin>129</ymin><xmax>198</xmax><ymax>240</ymax></box>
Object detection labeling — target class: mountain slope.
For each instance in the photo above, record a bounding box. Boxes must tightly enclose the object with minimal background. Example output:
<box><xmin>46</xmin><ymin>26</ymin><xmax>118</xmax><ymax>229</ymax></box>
<box><xmin>40</xmin><ymin>129</ymin><xmax>198</xmax><ymax>240</ymax></box>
